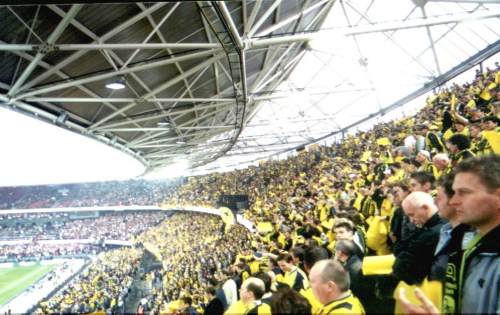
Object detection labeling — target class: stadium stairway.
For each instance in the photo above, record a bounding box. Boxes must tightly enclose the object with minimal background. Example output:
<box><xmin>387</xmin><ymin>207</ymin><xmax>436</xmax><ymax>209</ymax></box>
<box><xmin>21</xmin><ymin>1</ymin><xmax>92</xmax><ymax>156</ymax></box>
<box><xmin>124</xmin><ymin>250</ymin><xmax>159</xmax><ymax>313</ymax></box>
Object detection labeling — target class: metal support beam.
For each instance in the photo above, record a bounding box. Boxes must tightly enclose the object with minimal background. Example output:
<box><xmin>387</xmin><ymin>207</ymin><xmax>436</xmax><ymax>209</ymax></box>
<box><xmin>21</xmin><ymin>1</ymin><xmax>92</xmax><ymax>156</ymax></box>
<box><xmin>25</xmin><ymin>97</ymin><xmax>234</xmax><ymax>103</ymax></box>
<box><xmin>8</xmin><ymin>4</ymin><xmax>82</xmax><ymax>97</ymax></box>
<box><xmin>253</xmin><ymin>50</ymin><xmax>305</xmax><ymax>94</ymax></box>
<box><xmin>254</xmin><ymin>0</ymin><xmax>329</xmax><ymax>38</ymax></box>
<box><xmin>89</xmin><ymin>53</ymin><xmax>225</xmax><ymax>129</ymax></box>
<box><xmin>15</xmin><ymin>49</ymin><xmax>221</xmax><ymax>100</ymax></box>
<box><xmin>342</xmin><ymin>9</ymin><xmax>500</xmax><ymax>35</ymax></box>
<box><xmin>97</xmin><ymin>126</ymin><xmax>233</xmax><ymax>133</ymax></box>
<box><xmin>45</xmin><ymin>4</ymin><xmax>178</xmax><ymax>132</ymax></box>
<box><xmin>0</xmin><ymin>43</ymin><xmax>220</xmax><ymax>51</ymax></box>
<box><xmin>343</xmin><ymin>0</ymin><xmax>435</xmax><ymax>76</ymax></box>
<box><xmin>129</xmin><ymin>107</ymin><xmax>233</xmax><ymax>147</ymax></box>
<box><xmin>97</xmin><ymin>85</ymin><xmax>237</xmax><ymax>132</ymax></box>
<box><xmin>250</xmin><ymin>9</ymin><xmax>500</xmax><ymax>40</ymax></box>
<box><xmin>246</xmin><ymin>0</ymin><xmax>262</xmax><ymax>35</ymax></box>
<box><xmin>217</xmin><ymin>2</ymin><xmax>245</xmax><ymax>48</ymax></box>
<box><xmin>137</xmin><ymin>2</ymin><xmax>201</xmax><ymax>122</ymax></box>
<box><xmin>198</xmin><ymin>4</ymin><xmax>221</xmax><ymax>95</ymax></box>
<box><xmin>252</xmin><ymin>87</ymin><xmax>375</xmax><ymax>100</ymax></box>
<box><xmin>247</xmin><ymin>34</ymin><xmax>314</xmax><ymax>48</ymax></box>
<box><xmin>421</xmin><ymin>5</ymin><xmax>442</xmax><ymax>75</ymax></box>
<box><xmin>250</xmin><ymin>45</ymin><xmax>295</xmax><ymax>92</ymax></box>
<box><xmin>247</xmin><ymin>0</ymin><xmax>282</xmax><ymax>38</ymax></box>
<box><xmin>18</xmin><ymin>2</ymin><xmax>168</xmax><ymax>92</ymax></box>
<box><xmin>7</xmin><ymin>6</ymin><xmax>43</xmax><ymax>43</ymax></box>
<box><xmin>242</xmin><ymin>0</ymin><xmax>248</xmax><ymax>36</ymax></box>
<box><xmin>280</xmin><ymin>38</ymin><xmax>500</xmax><ymax>154</ymax></box>
<box><xmin>10</xmin><ymin>5</ymin><xmax>41</xmax><ymax>86</ymax></box>
<box><xmin>121</xmin><ymin>3</ymin><xmax>180</xmax><ymax>70</ymax></box>
<box><xmin>0</xmin><ymin>39</ymin><xmax>141</xmax><ymax>126</ymax></box>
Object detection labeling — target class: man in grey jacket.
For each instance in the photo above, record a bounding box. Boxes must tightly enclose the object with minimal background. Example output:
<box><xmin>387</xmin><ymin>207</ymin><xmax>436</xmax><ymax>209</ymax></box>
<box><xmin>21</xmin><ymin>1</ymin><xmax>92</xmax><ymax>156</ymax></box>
<box><xmin>445</xmin><ymin>155</ymin><xmax>499</xmax><ymax>314</ymax></box>
<box><xmin>398</xmin><ymin>155</ymin><xmax>499</xmax><ymax>315</ymax></box>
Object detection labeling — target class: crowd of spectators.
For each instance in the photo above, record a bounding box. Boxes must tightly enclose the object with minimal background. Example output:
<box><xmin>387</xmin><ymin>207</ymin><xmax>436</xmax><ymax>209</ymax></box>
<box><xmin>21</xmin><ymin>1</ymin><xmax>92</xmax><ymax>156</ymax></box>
<box><xmin>134</xmin><ymin>212</ymin><xmax>253</xmax><ymax>314</ymax></box>
<box><xmin>0</xmin><ymin>243</ymin><xmax>100</xmax><ymax>263</ymax></box>
<box><xmin>0</xmin><ymin>211</ymin><xmax>168</xmax><ymax>241</ymax></box>
<box><xmin>155</xmin><ymin>66</ymin><xmax>499</xmax><ymax>314</ymax></box>
<box><xmin>57</xmin><ymin>211</ymin><xmax>168</xmax><ymax>240</ymax></box>
<box><xmin>0</xmin><ymin>179</ymin><xmax>182</xmax><ymax>209</ymax></box>
<box><xmin>2</xmin><ymin>66</ymin><xmax>499</xmax><ymax>315</ymax></box>
<box><xmin>26</xmin><ymin>213</ymin><xmax>252</xmax><ymax>314</ymax></box>
<box><xmin>0</xmin><ymin>211</ymin><xmax>168</xmax><ymax>262</ymax></box>
<box><xmin>35</xmin><ymin>247</ymin><xmax>143</xmax><ymax>314</ymax></box>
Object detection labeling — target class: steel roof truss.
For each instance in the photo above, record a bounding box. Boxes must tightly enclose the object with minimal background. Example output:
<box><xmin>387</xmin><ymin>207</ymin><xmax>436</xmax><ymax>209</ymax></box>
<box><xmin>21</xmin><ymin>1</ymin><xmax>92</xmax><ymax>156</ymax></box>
<box><xmin>8</xmin><ymin>4</ymin><xmax>83</xmax><ymax>97</ymax></box>
<box><xmin>18</xmin><ymin>3</ymin><xmax>168</xmax><ymax>92</ymax></box>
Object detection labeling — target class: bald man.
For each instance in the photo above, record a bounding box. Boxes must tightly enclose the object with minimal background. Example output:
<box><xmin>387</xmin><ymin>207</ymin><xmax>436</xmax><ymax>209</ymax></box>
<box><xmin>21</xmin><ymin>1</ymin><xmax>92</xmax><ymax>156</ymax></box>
<box><xmin>391</xmin><ymin>192</ymin><xmax>445</xmax><ymax>285</ymax></box>
<box><xmin>309</xmin><ymin>259</ymin><xmax>365</xmax><ymax>314</ymax></box>
<box><xmin>224</xmin><ymin>277</ymin><xmax>265</xmax><ymax>315</ymax></box>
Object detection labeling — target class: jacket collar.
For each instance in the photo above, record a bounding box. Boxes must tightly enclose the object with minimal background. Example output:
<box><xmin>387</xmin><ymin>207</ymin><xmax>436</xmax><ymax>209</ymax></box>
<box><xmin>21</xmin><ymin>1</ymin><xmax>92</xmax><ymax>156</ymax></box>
<box><xmin>423</xmin><ymin>212</ymin><xmax>444</xmax><ymax>229</ymax></box>
<box><xmin>477</xmin><ymin>224</ymin><xmax>500</xmax><ymax>253</ymax></box>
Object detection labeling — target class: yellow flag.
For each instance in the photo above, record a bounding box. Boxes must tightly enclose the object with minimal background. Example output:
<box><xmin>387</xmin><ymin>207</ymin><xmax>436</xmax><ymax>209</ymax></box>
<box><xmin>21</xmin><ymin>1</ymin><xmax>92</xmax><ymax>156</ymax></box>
<box><xmin>361</xmin><ymin>151</ymin><xmax>371</xmax><ymax>162</ymax></box>
<box><xmin>377</xmin><ymin>137</ymin><xmax>391</xmax><ymax>146</ymax></box>
<box><xmin>450</xmin><ymin>94</ymin><xmax>457</xmax><ymax>111</ymax></box>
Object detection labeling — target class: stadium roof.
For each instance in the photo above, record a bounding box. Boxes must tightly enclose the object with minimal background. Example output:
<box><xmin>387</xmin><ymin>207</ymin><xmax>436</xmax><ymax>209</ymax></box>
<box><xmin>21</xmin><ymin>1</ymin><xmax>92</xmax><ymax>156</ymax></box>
<box><xmin>0</xmin><ymin>1</ymin><xmax>499</xmax><ymax>181</ymax></box>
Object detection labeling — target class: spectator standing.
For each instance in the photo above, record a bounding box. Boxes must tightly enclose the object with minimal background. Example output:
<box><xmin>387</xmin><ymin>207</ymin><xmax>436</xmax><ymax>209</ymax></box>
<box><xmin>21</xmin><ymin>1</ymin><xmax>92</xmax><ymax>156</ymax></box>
<box><xmin>309</xmin><ymin>259</ymin><xmax>365</xmax><ymax>314</ymax></box>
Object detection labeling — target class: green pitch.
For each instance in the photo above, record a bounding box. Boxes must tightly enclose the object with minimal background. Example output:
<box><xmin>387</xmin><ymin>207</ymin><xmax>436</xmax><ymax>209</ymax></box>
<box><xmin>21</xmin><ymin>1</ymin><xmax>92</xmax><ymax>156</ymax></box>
<box><xmin>0</xmin><ymin>264</ymin><xmax>58</xmax><ymax>307</ymax></box>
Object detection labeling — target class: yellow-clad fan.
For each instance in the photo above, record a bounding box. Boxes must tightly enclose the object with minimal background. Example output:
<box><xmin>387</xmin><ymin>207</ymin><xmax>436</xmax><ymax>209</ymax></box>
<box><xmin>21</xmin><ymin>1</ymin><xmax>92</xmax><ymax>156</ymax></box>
<box><xmin>469</xmin><ymin>123</ymin><xmax>495</xmax><ymax>156</ymax></box>
<box><xmin>246</xmin><ymin>272</ymin><xmax>273</xmax><ymax>315</ymax></box>
<box><xmin>300</xmin><ymin>246</ymin><xmax>330</xmax><ymax>314</ymax></box>
<box><xmin>277</xmin><ymin>253</ymin><xmax>310</xmax><ymax>292</ymax></box>
<box><xmin>309</xmin><ymin>259</ymin><xmax>365</xmax><ymax>314</ymax></box>
<box><xmin>159</xmin><ymin>68</ymin><xmax>500</xmax><ymax>315</ymax></box>
<box><xmin>224</xmin><ymin>277</ymin><xmax>266</xmax><ymax>315</ymax></box>
<box><xmin>415</xmin><ymin>150</ymin><xmax>439</xmax><ymax>180</ymax></box>
<box><xmin>446</xmin><ymin>134</ymin><xmax>475</xmax><ymax>167</ymax></box>
<box><xmin>480</xmin><ymin>115</ymin><xmax>500</xmax><ymax>153</ymax></box>
<box><xmin>431</xmin><ymin>154</ymin><xmax>452</xmax><ymax>180</ymax></box>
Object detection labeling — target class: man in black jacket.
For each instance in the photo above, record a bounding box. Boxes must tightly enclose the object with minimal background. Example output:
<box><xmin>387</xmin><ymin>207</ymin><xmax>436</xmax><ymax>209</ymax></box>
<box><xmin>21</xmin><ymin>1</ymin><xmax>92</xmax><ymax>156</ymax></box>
<box><xmin>204</xmin><ymin>286</ymin><xmax>224</xmax><ymax>315</ymax></box>
<box><xmin>392</xmin><ymin>192</ymin><xmax>445</xmax><ymax>285</ymax></box>
<box><xmin>416</xmin><ymin>124</ymin><xmax>445</xmax><ymax>154</ymax></box>
<box><xmin>388</xmin><ymin>183</ymin><xmax>410</xmax><ymax>250</ymax></box>
<box><xmin>335</xmin><ymin>240</ymin><xmax>363</xmax><ymax>299</ymax></box>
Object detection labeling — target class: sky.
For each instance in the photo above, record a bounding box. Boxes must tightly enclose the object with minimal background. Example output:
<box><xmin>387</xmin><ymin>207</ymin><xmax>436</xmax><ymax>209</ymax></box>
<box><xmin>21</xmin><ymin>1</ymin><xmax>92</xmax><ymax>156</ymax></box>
<box><xmin>0</xmin><ymin>107</ymin><xmax>145</xmax><ymax>187</ymax></box>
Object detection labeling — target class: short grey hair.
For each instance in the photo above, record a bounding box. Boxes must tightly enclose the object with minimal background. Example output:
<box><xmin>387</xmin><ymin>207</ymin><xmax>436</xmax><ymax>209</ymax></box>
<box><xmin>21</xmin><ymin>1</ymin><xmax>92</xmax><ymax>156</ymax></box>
<box><xmin>315</xmin><ymin>259</ymin><xmax>350</xmax><ymax>292</ymax></box>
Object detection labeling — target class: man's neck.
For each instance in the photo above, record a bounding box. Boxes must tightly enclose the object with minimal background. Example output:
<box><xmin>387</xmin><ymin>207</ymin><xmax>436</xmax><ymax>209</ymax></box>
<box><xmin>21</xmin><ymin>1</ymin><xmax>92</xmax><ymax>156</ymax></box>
<box><xmin>426</xmin><ymin>210</ymin><xmax>437</xmax><ymax>222</ymax></box>
<box><xmin>243</xmin><ymin>299</ymin><xmax>255</xmax><ymax>306</ymax></box>
<box><xmin>329</xmin><ymin>291</ymin><xmax>350</xmax><ymax>303</ymax></box>
<box><xmin>449</xmin><ymin>216</ymin><xmax>460</xmax><ymax>228</ymax></box>
<box><xmin>324</xmin><ymin>290</ymin><xmax>351</xmax><ymax>306</ymax></box>
<box><xmin>476</xmin><ymin>218</ymin><xmax>500</xmax><ymax>236</ymax></box>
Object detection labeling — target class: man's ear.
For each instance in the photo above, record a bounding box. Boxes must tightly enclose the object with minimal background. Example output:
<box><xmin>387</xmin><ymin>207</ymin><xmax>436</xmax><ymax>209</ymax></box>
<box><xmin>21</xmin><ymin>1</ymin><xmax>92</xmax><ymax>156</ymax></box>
<box><xmin>327</xmin><ymin>280</ymin><xmax>338</xmax><ymax>292</ymax></box>
<box><xmin>491</xmin><ymin>188</ymin><xmax>500</xmax><ymax>213</ymax></box>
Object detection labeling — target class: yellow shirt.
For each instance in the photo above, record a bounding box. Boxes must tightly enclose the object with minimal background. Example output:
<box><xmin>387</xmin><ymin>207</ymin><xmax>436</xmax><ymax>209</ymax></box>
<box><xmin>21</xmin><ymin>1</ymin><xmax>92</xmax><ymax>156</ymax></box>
<box><xmin>224</xmin><ymin>300</ymin><xmax>255</xmax><ymax>315</ymax></box>
<box><xmin>281</xmin><ymin>266</ymin><xmax>309</xmax><ymax>291</ymax></box>
<box><xmin>250</xmin><ymin>301</ymin><xmax>272</xmax><ymax>315</ymax></box>
<box><xmin>482</xmin><ymin>130</ymin><xmax>500</xmax><ymax>154</ymax></box>
<box><xmin>317</xmin><ymin>292</ymin><xmax>365</xmax><ymax>315</ymax></box>
<box><xmin>300</xmin><ymin>287</ymin><xmax>323</xmax><ymax>314</ymax></box>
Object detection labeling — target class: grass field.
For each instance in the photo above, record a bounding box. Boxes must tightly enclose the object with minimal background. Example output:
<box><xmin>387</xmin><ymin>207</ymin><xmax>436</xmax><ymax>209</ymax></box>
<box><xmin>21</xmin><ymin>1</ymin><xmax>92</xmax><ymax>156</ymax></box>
<box><xmin>0</xmin><ymin>264</ymin><xmax>57</xmax><ymax>307</ymax></box>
